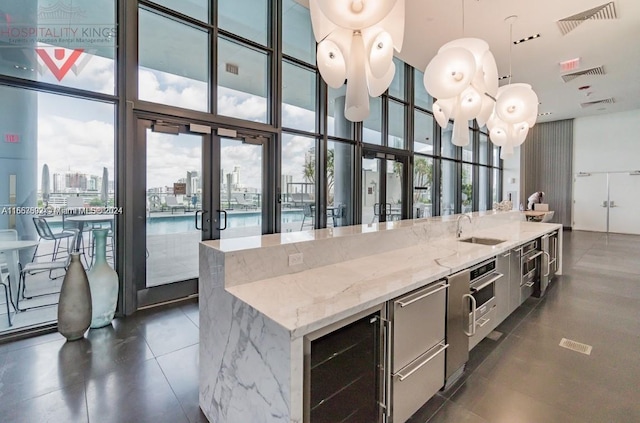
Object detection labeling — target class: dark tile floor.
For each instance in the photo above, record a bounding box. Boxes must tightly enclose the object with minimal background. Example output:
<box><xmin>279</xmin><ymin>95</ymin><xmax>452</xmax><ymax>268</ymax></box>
<box><xmin>0</xmin><ymin>230</ymin><xmax>638</xmax><ymax>423</ymax></box>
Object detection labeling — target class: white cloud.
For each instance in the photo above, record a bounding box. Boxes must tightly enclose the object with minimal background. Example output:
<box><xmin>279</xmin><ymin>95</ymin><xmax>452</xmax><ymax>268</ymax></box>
<box><xmin>282</xmin><ymin>134</ymin><xmax>314</xmax><ymax>182</ymax></box>
<box><xmin>139</xmin><ymin>68</ymin><xmax>208</xmax><ymax>112</ymax></box>
<box><xmin>147</xmin><ymin>132</ymin><xmax>201</xmax><ymax>189</ymax></box>
<box><xmin>217</xmin><ymin>87</ymin><xmax>267</xmax><ymax>122</ymax></box>
<box><xmin>37</xmin><ymin>115</ymin><xmax>115</xmax><ymax>184</ymax></box>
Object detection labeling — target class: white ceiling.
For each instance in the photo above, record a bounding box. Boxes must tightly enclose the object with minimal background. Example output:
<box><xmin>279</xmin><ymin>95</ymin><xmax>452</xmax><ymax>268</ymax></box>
<box><xmin>397</xmin><ymin>0</ymin><xmax>640</xmax><ymax>123</ymax></box>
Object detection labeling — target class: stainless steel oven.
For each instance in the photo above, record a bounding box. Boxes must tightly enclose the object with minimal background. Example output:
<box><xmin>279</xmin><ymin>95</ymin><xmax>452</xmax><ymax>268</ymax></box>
<box><xmin>519</xmin><ymin>240</ymin><xmax>542</xmax><ymax>304</ymax></box>
<box><xmin>465</xmin><ymin>258</ymin><xmax>503</xmax><ymax>350</ymax></box>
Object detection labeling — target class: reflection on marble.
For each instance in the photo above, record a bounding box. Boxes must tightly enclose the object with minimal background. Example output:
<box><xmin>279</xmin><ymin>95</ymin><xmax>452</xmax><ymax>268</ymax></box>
<box><xmin>211</xmin><ymin>211</ymin><xmax>527</xmax><ymax>287</ymax></box>
<box><xmin>199</xmin><ymin>244</ymin><xmax>296</xmax><ymax>423</ymax></box>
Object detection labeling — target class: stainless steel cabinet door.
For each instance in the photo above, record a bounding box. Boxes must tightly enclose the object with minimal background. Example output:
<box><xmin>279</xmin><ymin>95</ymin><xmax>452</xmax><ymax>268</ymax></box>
<box><xmin>508</xmin><ymin>249</ymin><xmax>521</xmax><ymax>315</ymax></box>
<box><xmin>392</xmin><ymin>280</ymin><xmax>447</xmax><ymax>373</ymax></box>
<box><xmin>493</xmin><ymin>252</ymin><xmax>511</xmax><ymax>328</ymax></box>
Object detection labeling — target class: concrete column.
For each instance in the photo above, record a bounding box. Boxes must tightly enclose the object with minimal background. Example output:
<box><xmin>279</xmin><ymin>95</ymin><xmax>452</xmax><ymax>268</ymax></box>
<box><xmin>0</xmin><ymin>3</ymin><xmax>38</xmax><ymax>245</ymax></box>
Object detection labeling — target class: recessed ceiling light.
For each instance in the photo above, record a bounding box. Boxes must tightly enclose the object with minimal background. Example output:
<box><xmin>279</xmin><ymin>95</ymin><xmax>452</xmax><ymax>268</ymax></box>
<box><xmin>513</xmin><ymin>34</ymin><xmax>541</xmax><ymax>45</ymax></box>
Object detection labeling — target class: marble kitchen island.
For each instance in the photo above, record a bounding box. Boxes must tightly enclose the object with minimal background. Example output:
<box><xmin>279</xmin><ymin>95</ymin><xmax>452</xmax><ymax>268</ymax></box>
<box><xmin>198</xmin><ymin>211</ymin><xmax>562</xmax><ymax>423</ymax></box>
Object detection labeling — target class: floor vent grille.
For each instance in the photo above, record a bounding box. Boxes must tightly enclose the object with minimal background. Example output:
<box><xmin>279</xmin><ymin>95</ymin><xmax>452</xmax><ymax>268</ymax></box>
<box><xmin>486</xmin><ymin>331</ymin><xmax>503</xmax><ymax>341</ymax></box>
<box><xmin>559</xmin><ymin>338</ymin><xmax>593</xmax><ymax>355</ymax></box>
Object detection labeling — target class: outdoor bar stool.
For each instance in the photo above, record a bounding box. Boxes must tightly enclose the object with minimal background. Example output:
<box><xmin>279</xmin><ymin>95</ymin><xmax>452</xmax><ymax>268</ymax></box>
<box><xmin>31</xmin><ymin>216</ymin><xmax>77</xmax><ymax>282</ymax></box>
<box><xmin>0</xmin><ymin>260</ymin><xmax>13</xmax><ymax>325</ymax></box>
<box><xmin>16</xmin><ymin>259</ymin><xmax>68</xmax><ymax>311</ymax></box>
<box><xmin>16</xmin><ymin>228</ymin><xmax>78</xmax><ymax>311</ymax></box>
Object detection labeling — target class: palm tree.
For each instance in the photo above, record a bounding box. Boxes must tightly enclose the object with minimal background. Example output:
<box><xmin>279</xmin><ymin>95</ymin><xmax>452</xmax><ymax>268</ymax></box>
<box><xmin>302</xmin><ymin>149</ymin><xmax>335</xmax><ymax>202</ymax></box>
<box><xmin>413</xmin><ymin>157</ymin><xmax>433</xmax><ymax>205</ymax></box>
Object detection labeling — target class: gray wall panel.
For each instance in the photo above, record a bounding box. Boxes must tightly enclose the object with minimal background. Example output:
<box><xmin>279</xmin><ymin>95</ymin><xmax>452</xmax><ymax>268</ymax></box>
<box><xmin>521</xmin><ymin>120</ymin><xmax>573</xmax><ymax>227</ymax></box>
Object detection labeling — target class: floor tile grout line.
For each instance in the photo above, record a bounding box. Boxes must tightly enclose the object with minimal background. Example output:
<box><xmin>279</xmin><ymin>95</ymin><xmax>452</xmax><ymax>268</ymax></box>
<box><xmin>154</xmin><ymin>341</ymin><xmax>199</xmax><ymax>359</ymax></box>
<box><xmin>421</xmin><ymin>396</ymin><xmax>448</xmax><ymax>423</ymax></box>
<box><xmin>154</xmin><ymin>356</ymin><xmax>192</xmax><ymax>423</ymax></box>
<box><xmin>83</xmin><ymin>373</ymin><xmax>91</xmax><ymax>423</ymax></box>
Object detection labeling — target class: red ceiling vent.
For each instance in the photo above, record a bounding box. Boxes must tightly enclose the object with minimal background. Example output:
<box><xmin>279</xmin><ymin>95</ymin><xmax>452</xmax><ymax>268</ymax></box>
<box><xmin>560</xmin><ymin>58</ymin><xmax>581</xmax><ymax>72</ymax></box>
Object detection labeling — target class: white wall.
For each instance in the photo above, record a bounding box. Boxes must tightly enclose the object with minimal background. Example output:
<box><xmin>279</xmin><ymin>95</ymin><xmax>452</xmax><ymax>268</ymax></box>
<box><xmin>574</xmin><ymin>109</ymin><xmax>640</xmax><ymax>172</ymax></box>
<box><xmin>573</xmin><ymin>109</ymin><xmax>640</xmax><ymax>234</ymax></box>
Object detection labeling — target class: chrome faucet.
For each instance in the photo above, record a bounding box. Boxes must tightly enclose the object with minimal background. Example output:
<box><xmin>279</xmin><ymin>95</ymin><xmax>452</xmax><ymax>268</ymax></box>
<box><xmin>456</xmin><ymin>214</ymin><xmax>472</xmax><ymax>238</ymax></box>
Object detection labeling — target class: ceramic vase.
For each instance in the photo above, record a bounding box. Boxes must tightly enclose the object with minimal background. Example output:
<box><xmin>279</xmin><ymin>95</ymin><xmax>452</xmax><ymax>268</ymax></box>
<box><xmin>58</xmin><ymin>252</ymin><xmax>92</xmax><ymax>341</ymax></box>
<box><xmin>87</xmin><ymin>228</ymin><xmax>119</xmax><ymax>328</ymax></box>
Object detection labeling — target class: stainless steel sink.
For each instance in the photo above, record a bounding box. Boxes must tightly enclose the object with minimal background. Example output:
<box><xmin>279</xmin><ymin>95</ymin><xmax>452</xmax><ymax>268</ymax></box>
<box><xmin>458</xmin><ymin>237</ymin><xmax>505</xmax><ymax>246</ymax></box>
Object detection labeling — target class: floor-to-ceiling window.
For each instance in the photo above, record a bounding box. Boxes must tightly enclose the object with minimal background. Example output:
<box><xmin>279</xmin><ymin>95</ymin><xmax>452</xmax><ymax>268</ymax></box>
<box><xmin>0</xmin><ymin>0</ymin><xmax>117</xmax><ymax>333</ymax></box>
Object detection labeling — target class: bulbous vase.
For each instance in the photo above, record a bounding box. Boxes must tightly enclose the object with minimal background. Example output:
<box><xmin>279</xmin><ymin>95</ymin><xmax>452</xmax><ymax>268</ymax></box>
<box><xmin>58</xmin><ymin>252</ymin><xmax>92</xmax><ymax>341</ymax></box>
<box><xmin>87</xmin><ymin>228</ymin><xmax>119</xmax><ymax>329</ymax></box>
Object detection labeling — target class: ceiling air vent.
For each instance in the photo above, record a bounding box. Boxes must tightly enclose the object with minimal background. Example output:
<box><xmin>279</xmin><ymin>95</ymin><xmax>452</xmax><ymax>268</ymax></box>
<box><xmin>580</xmin><ymin>98</ymin><xmax>615</xmax><ymax>108</ymax></box>
<box><xmin>557</xmin><ymin>2</ymin><xmax>617</xmax><ymax>35</ymax></box>
<box><xmin>561</xmin><ymin>65</ymin><xmax>605</xmax><ymax>82</ymax></box>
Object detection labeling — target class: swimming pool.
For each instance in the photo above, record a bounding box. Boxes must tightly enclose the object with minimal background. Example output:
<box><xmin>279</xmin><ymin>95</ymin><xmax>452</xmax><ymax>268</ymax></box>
<box><xmin>46</xmin><ymin>210</ymin><xmax>305</xmax><ymax>235</ymax></box>
<box><xmin>147</xmin><ymin>211</ymin><xmax>304</xmax><ymax>234</ymax></box>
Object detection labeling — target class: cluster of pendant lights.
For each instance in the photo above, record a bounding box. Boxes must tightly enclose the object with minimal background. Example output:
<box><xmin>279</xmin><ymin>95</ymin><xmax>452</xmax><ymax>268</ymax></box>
<box><xmin>310</xmin><ymin>1</ymin><xmax>538</xmax><ymax>157</ymax></box>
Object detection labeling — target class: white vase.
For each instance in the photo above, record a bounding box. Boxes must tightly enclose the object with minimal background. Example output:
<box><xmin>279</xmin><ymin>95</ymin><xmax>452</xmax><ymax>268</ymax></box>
<box><xmin>87</xmin><ymin>228</ymin><xmax>119</xmax><ymax>328</ymax></box>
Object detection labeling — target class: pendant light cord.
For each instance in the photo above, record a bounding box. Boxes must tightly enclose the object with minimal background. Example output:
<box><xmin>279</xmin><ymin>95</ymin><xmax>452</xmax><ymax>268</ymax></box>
<box><xmin>462</xmin><ymin>0</ymin><xmax>465</xmax><ymax>36</ymax></box>
<box><xmin>509</xmin><ymin>22</ymin><xmax>513</xmax><ymax>85</ymax></box>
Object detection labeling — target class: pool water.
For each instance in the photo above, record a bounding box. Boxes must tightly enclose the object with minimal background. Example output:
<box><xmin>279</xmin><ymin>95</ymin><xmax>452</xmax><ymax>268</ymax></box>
<box><xmin>147</xmin><ymin>211</ymin><xmax>304</xmax><ymax>235</ymax></box>
<box><xmin>148</xmin><ymin>211</ymin><xmax>304</xmax><ymax>234</ymax></box>
<box><xmin>47</xmin><ymin>211</ymin><xmax>305</xmax><ymax>235</ymax></box>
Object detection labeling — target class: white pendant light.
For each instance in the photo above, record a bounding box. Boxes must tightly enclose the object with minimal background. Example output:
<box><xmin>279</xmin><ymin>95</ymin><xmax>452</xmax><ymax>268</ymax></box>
<box><xmin>487</xmin><ymin>16</ymin><xmax>539</xmax><ymax>159</ymax></box>
<box><xmin>316</xmin><ymin>38</ymin><xmax>347</xmax><ymax>88</ymax></box>
<box><xmin>495</xmin><ymin>83</ymin><xmax>539</xmax><ymax>124</ymax></box>
<box><xmin>309</xmin><ymin>0</ymin><xmax>405</xmax><ymax>122</ymax></box>
<box><xmin>423</xmin><ymin>2</ymin><xmax>499</xmax><ymax>147</ymax></box>
<box><xmin>345</xmin><ymin>32</ymin><xmax>370</xmax><ymax>122</ymax></box>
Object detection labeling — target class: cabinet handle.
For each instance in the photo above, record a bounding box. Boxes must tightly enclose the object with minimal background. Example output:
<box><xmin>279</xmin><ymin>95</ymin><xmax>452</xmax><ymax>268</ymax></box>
<box><xmin>502</xmin><ymin>252</ymin><xmax>511</xmax><ymax>257</ymax></box>
<box><xmin>396</xmin><ymin>342</ymin><xmax>448</xmax><ymax>382</ymax></box>
<box><xmin>476</xmin><ymin>316</ymin><xmax>491</xmax><ymax>328</ymax></box>
<box><xmin>396</xmin><ymin>282</ymin><xmax>449</xmax><ymax>308</ymax></box>
<box><xmin>385</xmin><ymin>317</ymin><xmax>392</xmax><ymax>418</ymax></box>
<box><xmin>527</xmin><ymin>251</ymin><xmax>543</xmax><ymax>261</ymax></box>
<box><xmin>524</xmin><ymin>281</ymin><xmax>535</xmax><ymax>288</ymax></box>
<box><xmin>543</xmin><ymin>252</ymin><xmax>551</xmax><ymax>277</ymax></box>
<box><xmin>462</xmin><ymin>294</ymin><xmax>476</xmax><ymax>337</ymax></box>
<box><xmin>471</xmin><ymin>272</ymin><xmax>503</xmax><ymax>291</ymax></box>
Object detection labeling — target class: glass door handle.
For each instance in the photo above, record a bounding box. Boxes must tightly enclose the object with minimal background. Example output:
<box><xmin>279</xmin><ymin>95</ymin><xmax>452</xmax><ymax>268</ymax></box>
<box><xmin>385</xmin><ymin>203</ymin><xmax>392</xmax><ymax>214</ymax></box>
<box><xmin>195</xmin><ymin>210</ymin><xmax>208</xmax><ymax>231</ymax></box>
<box><xmin>216</xmin><ymin>210</ymin><xmax>227</xmax><ymax>230</ymax></box>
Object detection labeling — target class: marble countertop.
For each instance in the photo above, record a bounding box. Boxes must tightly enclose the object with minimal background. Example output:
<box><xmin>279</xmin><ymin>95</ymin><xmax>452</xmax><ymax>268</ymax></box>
<box><xmin>204</xmin><ymin>210</ymin><xmax>514</xmax><ymax>253</ymax></box>
<box><xmin>224</xmin><ymin>221</ymin><xmax>561</xmax><ymax>338</ymax></box>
